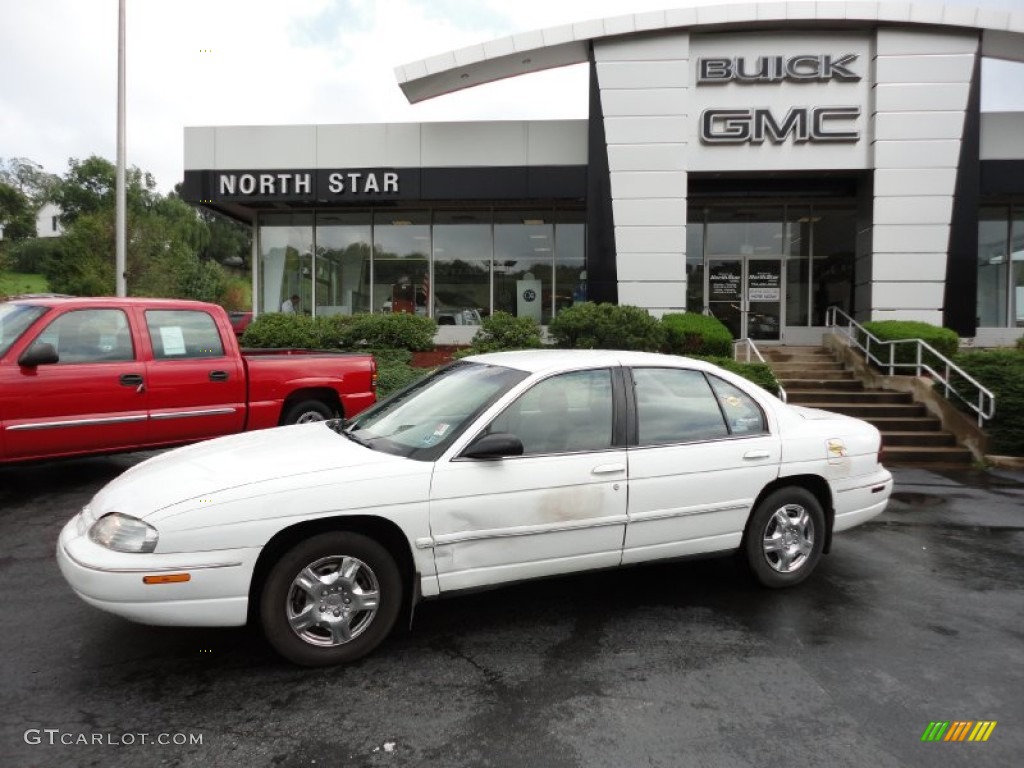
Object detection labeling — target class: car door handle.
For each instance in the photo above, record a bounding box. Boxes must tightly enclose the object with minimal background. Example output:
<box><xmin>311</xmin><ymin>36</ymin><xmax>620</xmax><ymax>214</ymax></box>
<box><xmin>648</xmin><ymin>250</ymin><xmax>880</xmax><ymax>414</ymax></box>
<box><xmin>209</xmin><ymin>370</ymin><xmax>229</xmax><ymax>382</ymax></box>
<box><xmin>591</xmin><ymin>464</ymin><xmax>626</xmax><ymax>475</ymax></box>
<box><xmin>743</xmin><ymin>450</ymin><xmax>771</xmax><ymax>460</ymax></box>
<box><xmin>119</xmin><ymin>373</ymin><xmax>144</xmax><ymax>387</ymax></box>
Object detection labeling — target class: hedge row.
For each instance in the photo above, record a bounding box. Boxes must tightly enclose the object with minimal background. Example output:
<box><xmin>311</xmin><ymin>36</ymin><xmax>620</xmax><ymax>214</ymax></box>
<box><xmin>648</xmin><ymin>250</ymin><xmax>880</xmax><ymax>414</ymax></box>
<box><xmin>860</xmin><ymin>320</ymin><xmax>959</xmax><ymax>369</ymax></box>
<box><xmin>953</xmin><ymin>349</ymin><xmax>1024</xmax><ymax>456</ymax></box>
<box><xmin>546</xmin><ymin>302</ymin><xmax>734</xmax><ymax>356</ymax></box>
<box><xmin>241</xmin><ymin>312</ymin><xmax>437</xmax><ymax>351</ymax></box>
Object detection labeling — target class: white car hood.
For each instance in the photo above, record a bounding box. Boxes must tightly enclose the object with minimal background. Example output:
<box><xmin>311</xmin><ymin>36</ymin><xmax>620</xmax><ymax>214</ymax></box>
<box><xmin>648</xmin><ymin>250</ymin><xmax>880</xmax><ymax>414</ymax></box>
<box><xmin>90</xmin><ymin>423</ymin><xmax>403</xmax><ymax>518</ymax></box>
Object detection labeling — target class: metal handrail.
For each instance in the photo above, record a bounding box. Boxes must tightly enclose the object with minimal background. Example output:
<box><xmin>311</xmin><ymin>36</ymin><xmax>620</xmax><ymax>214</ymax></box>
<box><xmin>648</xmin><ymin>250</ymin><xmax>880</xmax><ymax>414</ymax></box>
<box><xmin>734</xmin><ymin>338</ymin><xmax>787</xmax><ymax>403</ymax></box>
<box><xmin>825</xmin><ymin>306</ymin><xmax>995</xmax><ymax>426</ymax></box>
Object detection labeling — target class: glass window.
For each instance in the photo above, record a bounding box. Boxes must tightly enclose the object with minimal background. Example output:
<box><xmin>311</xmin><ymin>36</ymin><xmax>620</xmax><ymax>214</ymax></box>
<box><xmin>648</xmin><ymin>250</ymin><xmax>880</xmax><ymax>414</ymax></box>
<box><xmin>1013</xmin><ymin>208</ymin><xmax>1024</xmax><ymax>328</ymax></box>
<box><xmin>706</xmin><ymin>207</ymin><xmax>784</xmax><ymax>257</ymax></box>
<box><xmin>706</xmin><ymin>374</ymin><xmax>767</xmax><ymax>435</ymax></box>
<box><xmin>315</xmin><ymin>212</ymin><xmax>372</xmax><ymax>316</ymax></box>
<box><xmin>632</xmin><ymin>367</ymin><xmax>729</xmax><ymax>445</ymax></box>
<box><xmin>344</xmin><ymin>361</ymin><xmax>528</xmax><ymax>460</ymax></box>
<box><xmin>494</xmin><ymin>211</ymin><xmax>554</xmax><ymax>323</ymax></box>
<box><xmin>686</xmin><ymin>211</ymin><xmax>705</xmax><ymax>313</ymax></box>
<box><xmin>977</xmin><ymin>206</ymin><xmax>1009</xmax><ymax>328</ymax></box>
<box><xmin>433</xmin><ymin>211</ymin><xmax>491</xmax><ymax>326</ymax></box>
<box><xmin>0</xmin><ymin>304</ymin><xmax>47</xmax><ymax>357</ymax></box>
<box><xmin>555</xmin><ymin>211</ymin><xmax>586</xmax><ymax>316</ymax></box>
<box><xmin>34</xmin><ymin>309</ymin><xmax>133</xmax><ymax>364</ymax></box>
<box><xmin>145</xmin><ymin>310</ymin><xmax>224</xmax><ymax>360</ymax></box>
<box><xmin>785</xmin><ymin>208</ymin><xmax>812</xmax><ymax>327</ymax></box>
<box><xmin>488</xmin><ymin>369</ymin><xmax>614</xmax><ymax>455</ymax></box>
<box><xmin>373</xmin><ymin>211</ymin><xmax>430</xmax><ymax>316</ymax></box>
<box><xmin>258</xmin><ymin>213</ymin><xmax>313</xmax><ymax>316</ymax></box>
<box><xmin>812</xmin><ymin>207</ymin><xmax>856</xmax><ymax>325</ymax></box>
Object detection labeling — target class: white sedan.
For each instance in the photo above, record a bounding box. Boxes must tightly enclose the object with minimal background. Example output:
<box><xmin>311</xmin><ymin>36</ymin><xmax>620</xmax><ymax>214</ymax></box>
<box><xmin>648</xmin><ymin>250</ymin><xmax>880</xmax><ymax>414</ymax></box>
<box><xmin>58</xmin><ymin>350</ymin><xmax>892</xmax><ymax>666</ymax></box>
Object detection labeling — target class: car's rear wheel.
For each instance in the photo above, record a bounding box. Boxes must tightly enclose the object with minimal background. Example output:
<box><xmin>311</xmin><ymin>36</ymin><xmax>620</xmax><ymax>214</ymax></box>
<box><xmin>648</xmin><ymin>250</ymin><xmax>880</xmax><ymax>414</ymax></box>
<box><xmin>744</xmin><ymin>487</ymin><xmax>825</xmax><ymax>588</ymax></box>
<box><xmin>282</xmin><ymin>399</ymin><xmax>335</xmax><ymax>425</ymax></box>
<box><xmin>260</xmin><ymin>532</ymin><xmax>402</xmax><ymax>666</ymax></box>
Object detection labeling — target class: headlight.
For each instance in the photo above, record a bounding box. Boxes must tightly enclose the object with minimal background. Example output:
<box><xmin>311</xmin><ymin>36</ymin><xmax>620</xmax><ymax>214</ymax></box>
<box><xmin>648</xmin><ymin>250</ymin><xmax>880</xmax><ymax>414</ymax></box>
<box><xmin>89</xmin><ymin>513</ymin><xmax>159</xmax><ymax>553</ymax></box>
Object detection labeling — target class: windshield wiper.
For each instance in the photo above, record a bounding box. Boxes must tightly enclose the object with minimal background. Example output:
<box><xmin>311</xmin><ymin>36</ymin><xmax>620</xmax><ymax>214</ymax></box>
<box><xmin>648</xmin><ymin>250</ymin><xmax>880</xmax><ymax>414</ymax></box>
<box><xmin>341</xmin><ymin>428</ymin><xmax>374</xmax><ymax>449</ymax></box>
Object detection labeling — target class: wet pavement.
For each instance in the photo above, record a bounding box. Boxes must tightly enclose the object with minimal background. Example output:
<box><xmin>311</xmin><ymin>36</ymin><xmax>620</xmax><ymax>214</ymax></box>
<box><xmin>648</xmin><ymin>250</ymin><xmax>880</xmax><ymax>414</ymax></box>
<box><xmin>0</xmin><ymin>456</ymin><xmax>1021</xmax><ymax>768</ymax></box>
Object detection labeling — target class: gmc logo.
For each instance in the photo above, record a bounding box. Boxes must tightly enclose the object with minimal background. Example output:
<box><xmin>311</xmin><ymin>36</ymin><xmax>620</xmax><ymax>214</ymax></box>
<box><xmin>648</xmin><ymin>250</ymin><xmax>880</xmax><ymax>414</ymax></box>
<box><xmin>699</xmin><ymin>106</ymin><xmax>860</xmax><ymax>144</ymax></box>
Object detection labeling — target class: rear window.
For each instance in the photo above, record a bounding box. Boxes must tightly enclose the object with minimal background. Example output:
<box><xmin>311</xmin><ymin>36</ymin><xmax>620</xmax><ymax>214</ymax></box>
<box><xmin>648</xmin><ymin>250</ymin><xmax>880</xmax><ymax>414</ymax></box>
<box><xmin>144</xmin><ymin>310</ymin><xmax>224</xmax><ymax>359</ymax></box>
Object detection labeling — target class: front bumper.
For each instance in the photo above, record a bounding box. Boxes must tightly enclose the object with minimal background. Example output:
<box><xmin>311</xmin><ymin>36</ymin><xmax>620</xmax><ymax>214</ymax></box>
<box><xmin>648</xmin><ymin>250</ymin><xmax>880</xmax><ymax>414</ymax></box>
<box><xmin>56</xmin><ymin>516</ymin><xmax>260</xmax><ymax>627</ymax></box>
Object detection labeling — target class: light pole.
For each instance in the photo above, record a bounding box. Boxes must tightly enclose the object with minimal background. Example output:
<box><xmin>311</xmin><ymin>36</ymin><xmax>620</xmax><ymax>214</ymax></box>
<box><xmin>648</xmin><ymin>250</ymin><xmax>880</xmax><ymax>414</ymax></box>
<box><xmin>115</xmin><ymin>0</ymin><xmax>127</xmax><ymax>296</ymax></box>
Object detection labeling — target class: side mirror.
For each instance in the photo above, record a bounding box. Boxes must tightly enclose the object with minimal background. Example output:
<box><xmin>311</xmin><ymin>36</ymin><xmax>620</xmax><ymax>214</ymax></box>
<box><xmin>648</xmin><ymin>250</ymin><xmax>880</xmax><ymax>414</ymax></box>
<box><xmin>18</xmin><ymin>342</ymin><xmax>59</xmax><ymax>368</ymax></box>
<box><xmin>461</xmin><ymin>432</ymin><xmax>524</xmax><ymax>460</ymax></box>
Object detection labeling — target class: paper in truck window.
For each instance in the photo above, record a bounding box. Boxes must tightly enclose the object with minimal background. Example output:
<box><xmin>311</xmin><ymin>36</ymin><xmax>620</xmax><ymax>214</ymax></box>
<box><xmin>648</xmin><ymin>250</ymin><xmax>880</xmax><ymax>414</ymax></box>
<box><xmin>159</xmin><ymin>326</ymin><xmax>187</xmax><ymax>356</ymax></box>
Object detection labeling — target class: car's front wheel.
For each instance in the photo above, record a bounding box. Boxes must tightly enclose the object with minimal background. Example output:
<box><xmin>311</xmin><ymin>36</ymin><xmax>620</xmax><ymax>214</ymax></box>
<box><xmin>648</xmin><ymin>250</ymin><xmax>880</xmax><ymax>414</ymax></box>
<box><xmin>260</xmin><ymin>532</ymin><xmax>402</xmax><ymax>666</ymax></box>
<box><xmin>282</xmin><ymin>399</ymin><xmax>335</xmax><ymax>425</ymax></box>
<box><xmin>744</xmin><ymin>487</ymin><xmax>825</xmax><ymax>588</ymax></box>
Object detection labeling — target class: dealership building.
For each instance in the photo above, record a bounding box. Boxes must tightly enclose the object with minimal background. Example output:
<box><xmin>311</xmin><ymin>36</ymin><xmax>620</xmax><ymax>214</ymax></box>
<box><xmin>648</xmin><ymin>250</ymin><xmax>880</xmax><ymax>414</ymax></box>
<box><xmin>182</xmin><ymin>2</ymin><xmax>1024</xmax><ymax>345</ymax></box>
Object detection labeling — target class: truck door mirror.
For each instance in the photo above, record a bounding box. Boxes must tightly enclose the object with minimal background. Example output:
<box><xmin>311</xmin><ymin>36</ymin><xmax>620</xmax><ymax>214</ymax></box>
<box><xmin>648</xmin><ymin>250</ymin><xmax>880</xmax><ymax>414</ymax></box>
<box><xmin>18</xmin><ymin>342</ymin><xmax>59</xmax><ymax>367</ymax></box>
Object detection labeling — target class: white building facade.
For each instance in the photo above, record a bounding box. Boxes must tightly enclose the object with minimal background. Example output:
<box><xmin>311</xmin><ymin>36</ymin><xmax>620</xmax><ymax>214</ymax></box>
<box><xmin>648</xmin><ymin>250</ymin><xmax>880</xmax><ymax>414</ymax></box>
<box><xmin>183</xmin><ymin>2</ymin><xmax>1024</xmax><ymax>345</ymax></box>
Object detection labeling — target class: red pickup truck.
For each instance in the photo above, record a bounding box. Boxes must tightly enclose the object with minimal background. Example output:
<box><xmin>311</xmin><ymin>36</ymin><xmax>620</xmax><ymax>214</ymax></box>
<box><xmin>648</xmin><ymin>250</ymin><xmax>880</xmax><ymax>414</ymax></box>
<box><xmin>0</xmin><ymin>297</ymin><xmax>376</xmax><ymax>464</ymax></box>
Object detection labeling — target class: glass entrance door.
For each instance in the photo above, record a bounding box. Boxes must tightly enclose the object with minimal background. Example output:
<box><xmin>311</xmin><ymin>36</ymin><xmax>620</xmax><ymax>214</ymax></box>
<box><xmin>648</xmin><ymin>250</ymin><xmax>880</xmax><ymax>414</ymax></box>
<box><xmin>707</xmin><ymin>257</ymin><xmax>782</xmax><ymax>340</ymax></box>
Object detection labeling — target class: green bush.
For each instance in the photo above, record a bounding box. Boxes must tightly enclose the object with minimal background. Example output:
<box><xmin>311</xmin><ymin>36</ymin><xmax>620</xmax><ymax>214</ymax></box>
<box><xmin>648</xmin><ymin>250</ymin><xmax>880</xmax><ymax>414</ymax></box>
<box><xmin>348</xmin><ymin>313</ymin><xmax>437</xmax><ymax>351</ymax></box>
<box><xmin>240</xmin><ymin>313</ymin><xmax>438</xmax><ymax>352</ymax></box>
<box><xmin>469</xmin><ymin>311</ymin><xmax>542</xmax><ymax>353</ymax></box>
<box><xmin>240</xmin><ymin>313</ymin><xmax>318</xmax><ymax>348</ymax></box>
<box><xmin>691</xmin><ymin>356</ymin><xmax>781</xmax><ymax>398</ymax></box>
<box><xmin>954</xmin><ymin>349</ymin><xmax>1024</xmax><ymax>455</ymax></box>
<box><xmin>371</xmin><ymin>348</ymin><xmax>430</xmax><ymax>397</ymax></box>
<box><xmin>548</xmin><ymin>302</ymin><xmax>665</xmax><ymax>351</ymax></box>
<box><xmin>1016</xmin><ymin>336</ymin><xmax>1024</xmax><ymax>352</ymax></box>
<box><xmin>661</xmin><ymin>313</ymin><xmax>733</xmax><ymax>357</ymax></box>
<box><xmin>860</xmin><ymin>320</ymin><xmax>960</xmax><ymax>372</ymax></box>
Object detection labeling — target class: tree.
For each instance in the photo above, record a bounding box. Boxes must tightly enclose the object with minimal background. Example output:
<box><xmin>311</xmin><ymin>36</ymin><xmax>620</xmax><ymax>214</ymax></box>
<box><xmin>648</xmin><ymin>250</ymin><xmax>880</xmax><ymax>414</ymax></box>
<box><xmin>0</xmin><ymin>157</ymin><xmax>59</xmax><ymax>205</ymax></box>
<box><xmin>52</xmin><ymin>155</ymin><xmax>158</xmax><ymax>226</ymax></box>
<box><xmin>0</xmin><ymin>182</ymin><xmax>36</xmax><ymax>242</ymax></box>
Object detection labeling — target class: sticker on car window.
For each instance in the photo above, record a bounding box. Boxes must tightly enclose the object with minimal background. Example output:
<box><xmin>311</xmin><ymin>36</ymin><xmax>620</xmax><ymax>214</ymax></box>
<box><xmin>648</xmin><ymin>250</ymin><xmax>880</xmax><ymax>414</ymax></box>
<box><xmin>159</xmin><ymin>326</ymin><xmax>186</xmax><ymax>356</ymax></box>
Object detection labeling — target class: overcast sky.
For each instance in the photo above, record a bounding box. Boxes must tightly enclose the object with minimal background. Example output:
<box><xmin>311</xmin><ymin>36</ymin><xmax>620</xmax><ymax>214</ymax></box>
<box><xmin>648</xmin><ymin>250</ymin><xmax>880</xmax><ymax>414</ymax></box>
<box><xmin>1</xmin><ymin>0</ymin><xmax>1022</xmax><ymax>193</ymax></box>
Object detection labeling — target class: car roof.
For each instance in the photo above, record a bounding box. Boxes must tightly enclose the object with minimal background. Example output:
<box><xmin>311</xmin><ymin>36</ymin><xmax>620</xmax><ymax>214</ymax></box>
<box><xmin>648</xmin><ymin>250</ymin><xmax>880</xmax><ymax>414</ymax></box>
<box><xmin>2</xmin><ymin>296</ymin><xmax>218</xmax><ymax>310</ymax></box>
<box><xmin>464</xmin><ymin>349</ymin><xmax>723</xmax><ymax>375</ymax></box>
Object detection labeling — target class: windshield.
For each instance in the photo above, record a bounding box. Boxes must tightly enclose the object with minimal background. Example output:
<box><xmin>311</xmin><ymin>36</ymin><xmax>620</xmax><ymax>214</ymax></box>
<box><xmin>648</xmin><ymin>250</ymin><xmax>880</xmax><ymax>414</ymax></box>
<box><xmin>342</xmin><ymin>360</ymin><xmax>528</xmax><ymax>460</ymax></box>
<box><xmin>0</xmin><ymin>303</ymin><xmax>48</xmax><ymax>358</ymax></box>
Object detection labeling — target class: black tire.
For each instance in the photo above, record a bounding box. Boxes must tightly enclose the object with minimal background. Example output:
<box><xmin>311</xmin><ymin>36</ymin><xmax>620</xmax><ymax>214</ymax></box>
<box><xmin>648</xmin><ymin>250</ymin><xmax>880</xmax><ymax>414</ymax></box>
<box><xmin>743</xmin><ymin>487</ymin><xmax>825</xmax><ymax>589</ymax></box>
<box><xmin>281</xmin><ymin>399</ymin><xmax>335</xmax><ymax>425</ymax></box>
<box><xmin>260</xmin><ymin>532</ymin><xmax>402</xmax><ymax>666</ymax></box>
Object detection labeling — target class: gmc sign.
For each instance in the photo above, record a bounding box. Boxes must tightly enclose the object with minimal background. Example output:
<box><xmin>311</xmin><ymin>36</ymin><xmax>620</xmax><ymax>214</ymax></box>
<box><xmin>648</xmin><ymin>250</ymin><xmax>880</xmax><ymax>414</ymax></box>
<box><xmin>699</xmin><ymin>106</ymin><xmax>861</xmax><ymax>144</ymax></box>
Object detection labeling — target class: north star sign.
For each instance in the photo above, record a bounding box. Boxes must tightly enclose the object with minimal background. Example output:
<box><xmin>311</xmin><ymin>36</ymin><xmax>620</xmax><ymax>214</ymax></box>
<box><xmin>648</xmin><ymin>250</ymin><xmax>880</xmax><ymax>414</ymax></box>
<box><xmin>215</xmin><ymin>170</ymin><xmax>402</xmax><ymax>198</ymax></box>
<box><xmin>697</xmin><ymin>53</ymin><xmax>862</xmax><ymax>145</ymax></box>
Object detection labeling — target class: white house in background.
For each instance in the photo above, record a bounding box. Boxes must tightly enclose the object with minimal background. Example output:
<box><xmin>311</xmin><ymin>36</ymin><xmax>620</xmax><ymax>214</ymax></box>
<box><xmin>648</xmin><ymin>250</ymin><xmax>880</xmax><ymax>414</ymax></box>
<box><xmin>34</xmin><ymin>202</ymin><xmax>63</xmax><ymax>238</ymax></box>
<box><xmin>0</xmin><ymin>201</ymin><xmax>64</xmax><ymax>241</ymax></box>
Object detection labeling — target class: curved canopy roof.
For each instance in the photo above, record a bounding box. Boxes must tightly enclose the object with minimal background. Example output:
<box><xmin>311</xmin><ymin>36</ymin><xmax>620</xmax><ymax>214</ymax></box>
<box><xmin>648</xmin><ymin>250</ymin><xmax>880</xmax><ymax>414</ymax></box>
<box><xmin>395</xmin><ymin>1</ymin><xmax>1024</xmax><ymax>104</ymax></box>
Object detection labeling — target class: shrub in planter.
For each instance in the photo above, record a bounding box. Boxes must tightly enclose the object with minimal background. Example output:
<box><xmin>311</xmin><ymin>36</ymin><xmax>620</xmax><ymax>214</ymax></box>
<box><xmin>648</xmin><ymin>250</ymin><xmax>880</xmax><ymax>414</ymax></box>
<box><xmin>349</xmin><ymin>313</ymin><xmax>437</xmax><ymax>351</ymax></box>
<box><xmin>860</xmin><ymin>320</ymin><xmax>959</xmax><ymax>371</ymax></box>
<box><xmin>240</xmin><ymin>313</ymin><xmax>317</xmax><ymax>348</ymax></box>
<box><xmin>469</xmin><ymin>311</ymin><xmax>542</xmax><ymax>353</ymax></box>
<box><xmin>692</xmin><ymin>356</ymin><xmax>781</xmax><ymax>397</ymax></box>
<box><xmin>662</xmin><ymin>313</ymin><xmax>733</xmax><ymax>357</ymax></box>
<box><xmin>548</xmin><ymin>302</ymin><xmax>665</xmax><ymax>351</ymax></box>
<box><xmin>953</xmin><ymin>349</ymin><xmax>1024</xmax><ymax>456</ymax></box>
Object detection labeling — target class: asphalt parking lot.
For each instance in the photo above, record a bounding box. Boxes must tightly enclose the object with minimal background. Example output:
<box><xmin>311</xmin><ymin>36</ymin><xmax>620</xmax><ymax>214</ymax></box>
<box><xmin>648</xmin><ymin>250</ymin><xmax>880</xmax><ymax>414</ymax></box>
<box><xmin>1</xmin><ymin>455</ymin><xmax>1021</xmax><ymax>768</ymax></box>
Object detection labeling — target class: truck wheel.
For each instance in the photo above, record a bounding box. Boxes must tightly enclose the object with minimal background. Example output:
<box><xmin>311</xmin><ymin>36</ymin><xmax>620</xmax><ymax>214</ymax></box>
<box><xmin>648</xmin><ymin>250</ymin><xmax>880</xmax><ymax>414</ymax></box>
<box><xmin>260</xmin><ymin>532</ymin><xmax>402</xmax><ymax>666</ymax></box>
<box><xmin>743</xmin><ymin>487</ymin><xmax>825</xmax><ymax>589</ymax></box>
<box><xmin>282</xmin><ymin>399</ymin><xmax>335</xmax><ymax>425</ymax></box>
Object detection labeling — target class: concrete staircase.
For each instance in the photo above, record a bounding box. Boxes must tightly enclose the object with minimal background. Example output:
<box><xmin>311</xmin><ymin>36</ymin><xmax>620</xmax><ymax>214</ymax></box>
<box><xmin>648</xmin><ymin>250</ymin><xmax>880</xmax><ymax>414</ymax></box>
<box><xmin>761</xmin><ymin>346</ymin><xmax>972</xmax><ymax>467</ymax></box>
